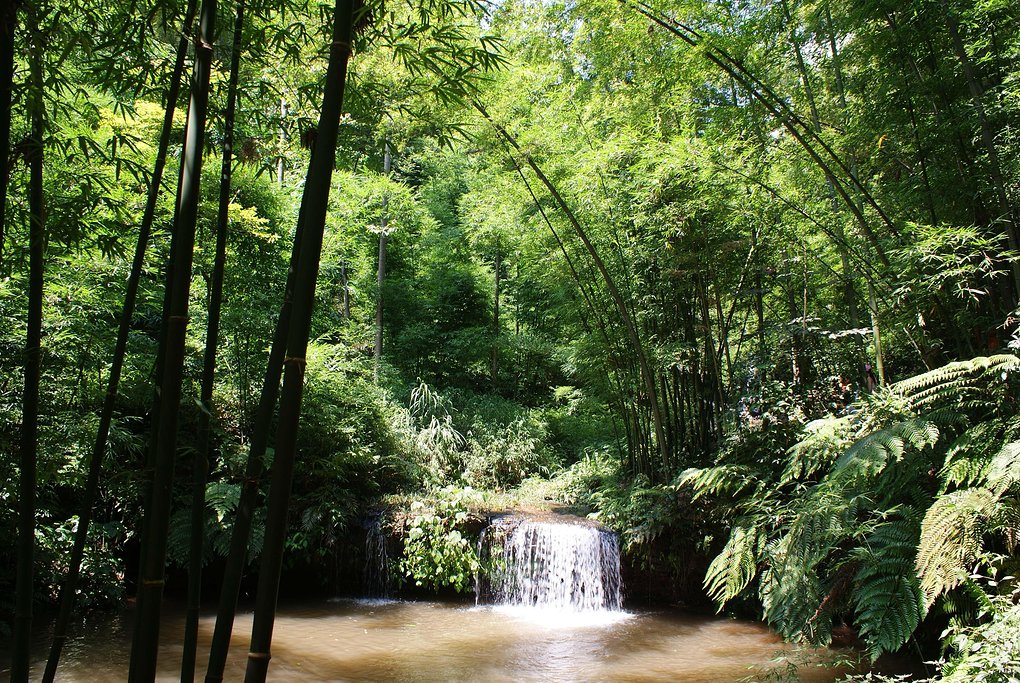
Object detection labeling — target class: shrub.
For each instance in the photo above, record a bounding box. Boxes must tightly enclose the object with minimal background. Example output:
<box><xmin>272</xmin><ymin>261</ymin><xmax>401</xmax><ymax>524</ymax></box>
<box><xmin>395</xmin><ymin>486</ymin><xmax>482</xmax><ymax>593</ymax></box>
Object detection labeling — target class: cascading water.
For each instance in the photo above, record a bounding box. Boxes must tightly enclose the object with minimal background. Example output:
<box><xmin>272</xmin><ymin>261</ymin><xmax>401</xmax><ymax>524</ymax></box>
<box><xmin>478</xmin><ymin>516</ymin><xmax>623</xmax><ymax>611</ymax></box>
<box><xmin>363</xmin><ymin>512</ymin><xmax>390</xmax><ymax>598</ymax></box>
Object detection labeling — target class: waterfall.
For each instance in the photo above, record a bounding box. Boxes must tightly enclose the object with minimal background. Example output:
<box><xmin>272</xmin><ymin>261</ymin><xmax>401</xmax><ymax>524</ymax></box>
<box><xmin>478</xmin><ymin>517</ymin><xmax>623</xmax><ymax>611</ymax></box>
<box><xmin>363</xmin><ymin>512</ymin><xmax>390</xmax><ymax>598</ymax></box>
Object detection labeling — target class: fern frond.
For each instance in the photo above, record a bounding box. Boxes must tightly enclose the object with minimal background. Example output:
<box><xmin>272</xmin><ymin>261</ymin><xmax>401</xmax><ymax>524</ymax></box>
<box><xmin>916</xmin><ymin>487</ymin><xmax>998</xmax><ymax>607</ymax></box>
<box><xmin>986</xmin><ymin>440</ymin><xmax>1020</xmax><ymax>496</ymax></box>
<box><xmin>853</xmin><ymin>519</ymin><xmax>925</xmax><ymax>660</ymax></box>
<box><xmin>831</xmin><ymin>419</ymin><xmax>939</xmax><ymax>483</ymax></box>
<box><xmin>676</xmin><ymin>465</ymin><xmax>760</xmax><ymax>501</ymax></box>
<box><xmin>831</xmin><ymin>429</ymin><xmax>901</xmax><ymax>480</ymax></box>
<box><xmin>940</xmin><ymin>421</ymin><xmax>1004</xmax><ymax>490</ymax></box>
<box><xmin>894</xmin><ymin>355</ymin><xmax>1019</xmax><ymax>411</ymax></box>
<box><xmin>782</xmin><ymin>415</ymin><xmax>854</xmax><ymax>484</ymax></box>
<box><xmin>761</xmin><ymin>535</ymin><xmax>825</xmax><ymax>642</ymax></box>
<box><xmin>704</xmin><ymin>524</ymin><xmax>762</xmax><ymax>607</ymax></box>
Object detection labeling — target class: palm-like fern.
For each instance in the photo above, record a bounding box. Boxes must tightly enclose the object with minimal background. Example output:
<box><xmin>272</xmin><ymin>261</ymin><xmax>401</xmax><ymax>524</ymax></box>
<box><xmin>917</xmin><ymin>487</ymin><xmax>998</xmax><ymax>607</ymax></box>
<box><xmin>703</xmin><ymin>524</ymin><xmax>762</xmax><ymax>606</ymax></box>
<box><xmin>852</xmin><ymin>517</ymin><xmax>925</xmax><ymax>659</ymax></box>
<box><xmin>683</xmin><ymin>355</ymin><xmax>1020</xmax><ymax>660</ymax></box>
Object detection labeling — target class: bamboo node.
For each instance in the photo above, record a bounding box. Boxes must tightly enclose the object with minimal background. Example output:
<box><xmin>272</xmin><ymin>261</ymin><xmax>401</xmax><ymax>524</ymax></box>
<box><xmin>141</xmin><ymin>579</ymin><xmax>165</xmax><ymax>587</ymax></box>
<box><xmin>247</xmin><ymin>651</ymin><xmax>271</xmax><ymax>661</ymax></box>
<box><xmin>169</xmin><ymin>315</ymin><xmax>189</xmax><ymax>322</ymax></box>
<box><xmin>333</xmin><ymin>40</ymin><xmax>352</xmax><ymax>51</ymax></box>
<box><xmin>283</xmin><ymin>356</ymin><xmax>307</xmax><ymax>367</ymax></box>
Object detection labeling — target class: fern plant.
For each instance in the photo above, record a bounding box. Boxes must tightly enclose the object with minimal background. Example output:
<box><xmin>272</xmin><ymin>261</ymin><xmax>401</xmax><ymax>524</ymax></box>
<box><xmin>683</xmin><ymin>355</ymin><xmax>1020</xmax><ymax>661</ymax></box>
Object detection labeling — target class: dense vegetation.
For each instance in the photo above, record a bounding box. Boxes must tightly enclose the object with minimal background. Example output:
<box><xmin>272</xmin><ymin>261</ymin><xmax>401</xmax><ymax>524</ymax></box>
<box><xmin>2</xmin><ymin>0</ymin><xmax>1020</xmax><ymax>680</ymax></box>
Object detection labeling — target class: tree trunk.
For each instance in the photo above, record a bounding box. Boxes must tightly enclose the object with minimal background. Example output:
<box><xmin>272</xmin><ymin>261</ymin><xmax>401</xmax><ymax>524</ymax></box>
<box><xmin>374</xmin><ymin>139</ymin><xmax>391</xmax><ymax>384</ymax></box>
<box><xmin>492</xmin><ymin>246</ymin><xmax>500</xmax><ymax>384</ymax></box>
<box><xmin>0</xmin><ymin>0</ymin><xmax>18</xmax><ymax>275</ymax></box>
<box><xmin>868</xmin><ymin>281</ymin><xmax>886</xmax><ymax>386</ymax></box>
<box><xmin>476</xmin><ymin>101</ymin><xmax>671</xmax><ymax>474</ymax></box>
<box><xmin>41</xmin><ymin>1</ymin><xmax>199</xmax><ymax>679</ymax></box>
<box><xmin>244</xmin><ymin>3</ymin><xmax>355</xmax><ymax>681</ymax></box>
<box><xmin>203</xmin><ymin>203</ymin><xmax>305</xmax><ymax>683</ymax></box>
<box><xmin>940</xmin><ymin>0</ymin><xmax>1020</xmax><ymax>296</ymax></box>
<box><xmin>12</xmin><ymin>17</ymin><xmax>44</xmax><ymax>680</ymax></box>
<box><xmin>181</xmin><ymin>1</ymin><xmax>245</xmax><ymax>680</ymax></box>
<box><xmin>277</xmin><ymin>98</ymin><xmax>287</xmax><ymax>186</ymax></box>
<box><xmin>340</xmin><ymin>259</ymin><xmax>351</xmax><ymax>317</ymax></box>
<box><xmin>128</xmin><ymin>0</ymin><xmax>217</xmax><ymax>677</ymax></box>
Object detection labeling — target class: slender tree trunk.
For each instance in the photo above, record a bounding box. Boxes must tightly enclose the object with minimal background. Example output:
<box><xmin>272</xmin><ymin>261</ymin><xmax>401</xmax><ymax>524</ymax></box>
<box><xmin>12</xmin><ymin>19</ymin><xmax>44</xmax><ymax>681</ymax></box>
<box><xmin>940</xmin><ymin>0</ymin><xmax>1020</xmax><ymax>296</ymax></box>
<box><xmin>0</xmin><ymin>1</ymin><xmax>17</xmax><ymax>275</ymax></box>
<box><xmin>476</xmin><ymin>101</ymin><xmax>670</xmax><ymax>473</ymax></box>
<box><xmin>128</xmin><ymin>0</ymin><xmax>217</xmax><ymax>677</ymax></box>
<box><xmin>373</xmin><ymin>140</ymin><xmax>391</xmax><ymax>384</ymax></box>
<box><xmin>277</xmin><ymin>98</ymin><xmax>286</xmax><ymax>186</ymax></box>
<box><xmin>492</xmin><ymin>246</ymin><xmax>500</xmax><ymax>384</ymax></box>
<box><xmin>181</xmin><ymin>2</ymin><xmax>245</xmax><ymax>680</ymax></box>
<box><xmin>41</xmin><ymin>2</ymin><xmax>198</xmax><ymax>678</ymax></box>
<box><xmin>506</xmin><ymin>148</ymin><xmax>644</xmax><ymax>468</ymax></box>
<box><xmin>340</xmin><ymin>259</ymin><xmax>350</xmax><ymax>317</ymax></box>
<box><xmin>204</xmin><ymin>204</ymin><xmax>304</xmax><ymax>683</ymax></box>
<box><xmin>244</xmin><ymin>3</ymin><xmax>355</xmax><ymax>680</ymax></box>
<box><xmin>868</xmin><ymin>282</ymin><xmax>886</xmax><ymax>385</ymax></box>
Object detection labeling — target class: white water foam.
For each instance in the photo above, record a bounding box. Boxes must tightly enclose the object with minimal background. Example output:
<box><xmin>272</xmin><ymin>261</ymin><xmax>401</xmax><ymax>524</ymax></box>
<box><xmin>480</xmin><ymin>518</ymin><xmax>625</xmax><ymax>614</ymax></box>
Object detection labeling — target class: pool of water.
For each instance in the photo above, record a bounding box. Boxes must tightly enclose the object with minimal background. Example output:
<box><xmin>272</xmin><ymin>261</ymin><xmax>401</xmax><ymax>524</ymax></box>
<box><xmin>7</xmin><ymin>599</ymin><xmax>846</xmax><ymax>682</ymax></box>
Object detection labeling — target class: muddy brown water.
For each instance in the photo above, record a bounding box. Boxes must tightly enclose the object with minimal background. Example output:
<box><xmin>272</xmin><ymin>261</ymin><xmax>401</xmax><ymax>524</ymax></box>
<box><xmin>5</xmin><ymin>599</ymin><xmax>847</xmax><ymax>681</ymax></box>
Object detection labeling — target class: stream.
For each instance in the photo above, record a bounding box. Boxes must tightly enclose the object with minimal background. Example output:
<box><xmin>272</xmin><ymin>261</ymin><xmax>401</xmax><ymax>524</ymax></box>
<box><xmin>7</xmin><ymin>598</ymin><xmax>846</xmax><ymax>682</ymax></box>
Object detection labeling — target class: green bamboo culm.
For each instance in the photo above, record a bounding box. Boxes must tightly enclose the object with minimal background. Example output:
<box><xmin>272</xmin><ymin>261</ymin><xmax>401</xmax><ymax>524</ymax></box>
<box><xmin>0</xmin><ymin>0</ymin><xmax>19</xmax><ymax>275</ymax></box>
<box><xmin>203</xmin><ymin>182</ymin><xmax>306</xmax><ymax>683</ymax></box>
<box><xmin>243</xmin><ymin>1</ymin><xmax>357</xmax><ymax>681</ymax></box>
<box><xmin>180</xmin><ymin>1</ymin><xmax>246</xmax><ymax>680</ymax></box>
<box><xmin>474</xmin><ymin>101</ymin><xmax>670</xmax><ymax>476</ymax></box>
<box><xmin>12</xmin><ymin>10</ymin><xmax>45</xmax><ymax>680</ymax></box>
<box><xmin>127</xmin><ymin>0</ymin><xmax>218</xmax><ymax>678</ymax></box>
<box><xmin>41</xmin><ymin>3</ymin><xmax>199</xmax><ymax>680</ymax></box>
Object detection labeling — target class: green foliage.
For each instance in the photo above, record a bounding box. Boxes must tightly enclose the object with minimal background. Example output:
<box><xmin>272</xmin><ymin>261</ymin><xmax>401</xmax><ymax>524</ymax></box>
<box><xmin>34</xmin><ymin>518</ymin><xmax>125</xmax><ymax>612</ymax></box>
<box><xmin>685</xmin><ymin>355</ymin><xmax>1020</xmax><ymax>660</ymax></box>
<box><xmin>396</xmin><ymin>486</ymin><xmax>482</xmax><ymax>593</ymax></box>
<box><xmin>704</xmin><ymin>524</ymin><xmax>762</xmax><ymax>606</ymax></box>
<box><xmin>939</xmin><ymin>589</ymin><xmax>1020</xmax><ymax>683</ymax></box>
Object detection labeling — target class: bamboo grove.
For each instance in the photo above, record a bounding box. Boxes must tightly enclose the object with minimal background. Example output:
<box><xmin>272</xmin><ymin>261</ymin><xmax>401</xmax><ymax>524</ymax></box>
<box><xmin>1</xmin><ymin>0</ymin><xmax>1019</xmax><ymax>679</ymax></box>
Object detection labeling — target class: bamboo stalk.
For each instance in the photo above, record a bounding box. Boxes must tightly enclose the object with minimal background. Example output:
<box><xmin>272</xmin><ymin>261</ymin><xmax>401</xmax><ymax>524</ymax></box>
<box><xmin>12</xmin><ymin>11</ymin><xmax>45</xmax><ymax>679</ymax></box>
<box><xmin>128</xmin><ymin>0</ymin><xmax>218</xmax><ymax>677</ymax></box>
<box><xmin>42</xmin><ymin>3</ymin><xmax>199</xmax><ymax>680</ymax></box>
<box><xmin>243</xmin><ymin>3</ymin><xmax>356</xmax><ymax>681</ymax></box>
<box><xmin>181</xmin><ymin>1</ymin><xmax>246</xmax><ymax>680</ymax></box>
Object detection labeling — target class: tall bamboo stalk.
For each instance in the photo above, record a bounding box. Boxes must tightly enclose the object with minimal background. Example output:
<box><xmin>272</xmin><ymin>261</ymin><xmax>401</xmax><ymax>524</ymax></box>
<box><xmin>180</xmin><ymin>1</ymin><xmax>246</xmax><ymax>680</ymax></box>
<box><xmin>203</xmin><ymin>203</ymin><xmax>303</xmax><ymax>683</ymax></box>
<box><xmin>42</xmin><ymin>4</ymin><xmax>199</xmax><ymax>680</ymax></box>
<box><xmin>373</xmin><ymin>140</ymin><xmax>391</xmax><ymax>384</ymax></box>
<box><xmin>203</xmin><ymin>219</ymin><xmax>302</xmax><ymax>683</ymax></box>
<box><xmin>0</xmin><ymin>0</ymin><xmax>18</xmax><ymax>275</ymax></box>
<box><xmin>12</xmin><ymin>12</ymin><xmax>44</xmax><ymax>680</ymax></box>
<box><xmin>244</xmin><ymin>2</ymin><xmax>356</xmax><ymax>681</ymax></box>
<box><xmin>128</xmin><ymin>0</ymin><xmax>217</xmax><ymax>677</ymax></box>
<box><xmin>475</xmin><ymin>101</ymin><xmax>671</xmax><ymax>473</ymax></box>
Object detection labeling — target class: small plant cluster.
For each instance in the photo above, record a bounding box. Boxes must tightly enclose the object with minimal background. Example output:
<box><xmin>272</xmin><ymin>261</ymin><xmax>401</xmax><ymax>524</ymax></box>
<box><xmin>396</xmin><ymin>486</ymin><xmax>483</xmax><ymax>593</ymax></box>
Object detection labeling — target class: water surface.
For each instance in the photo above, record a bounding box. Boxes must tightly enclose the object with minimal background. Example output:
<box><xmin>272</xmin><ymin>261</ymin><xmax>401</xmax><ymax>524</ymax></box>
<box><xmin>8</xmin><ymin>599</ymin><xmax>844</xmax><ymax>682</ymax></box>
